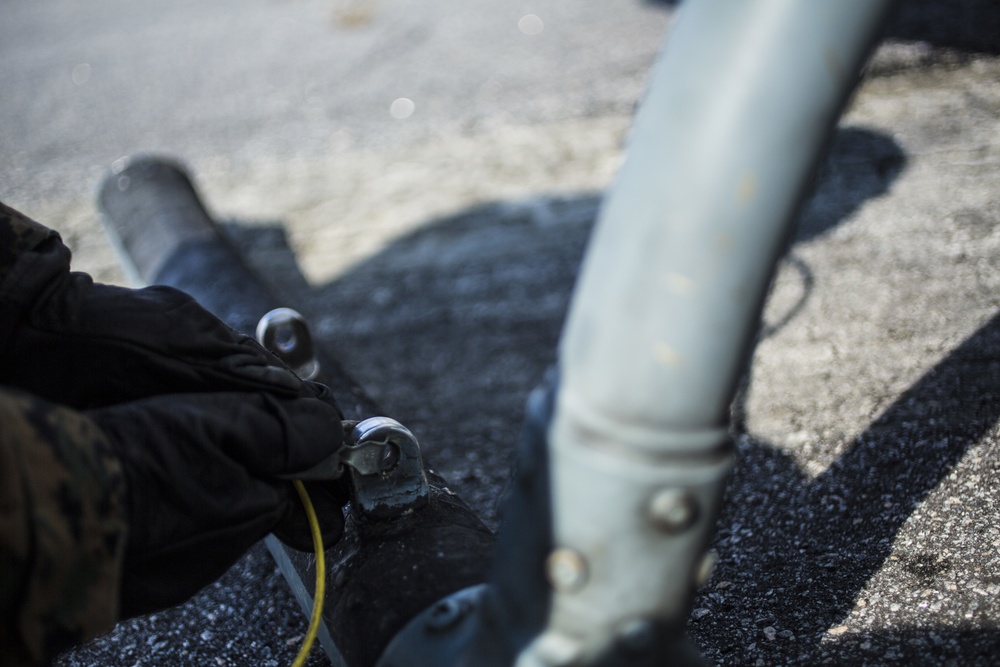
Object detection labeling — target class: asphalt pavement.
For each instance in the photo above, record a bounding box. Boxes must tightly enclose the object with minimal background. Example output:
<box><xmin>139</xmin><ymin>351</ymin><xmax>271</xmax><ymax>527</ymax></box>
<box><xmin>2</xmin><ymin>0</ymin><xmax>999</xmax><ymax>665</ymax></box>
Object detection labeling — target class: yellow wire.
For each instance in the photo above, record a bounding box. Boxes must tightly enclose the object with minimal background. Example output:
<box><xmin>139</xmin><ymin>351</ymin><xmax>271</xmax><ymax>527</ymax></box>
<box><xmin>290</xmin><ymin>480</ymin><xmax>326</xmax><ymax>667</ymax></box>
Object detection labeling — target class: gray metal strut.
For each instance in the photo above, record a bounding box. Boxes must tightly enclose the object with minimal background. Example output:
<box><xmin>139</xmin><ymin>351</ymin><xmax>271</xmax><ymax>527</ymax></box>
<box><xmin>378</xmin><ymin>1</ymin><xmax>898</xmax><ymax>665</ymax></box>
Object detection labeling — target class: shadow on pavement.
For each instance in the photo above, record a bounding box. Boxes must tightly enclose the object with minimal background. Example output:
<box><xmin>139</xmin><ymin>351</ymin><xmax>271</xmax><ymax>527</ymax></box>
<box><xmin>228</xmin><ymin>193</ymin><xmax>602</xmax><ymax>521</ymax></box>
<box><xmin>754</xmin><ymin>127</ymin><xmax>905</xmax><ymax>340</ymax></box>
<box><xmin>796</xmin><ymin>127</ymin><xmax>906</xmax><ymax>244</ymax></box>
<box><xmin>706</xmin><ymin>311</ymin><xmax>1000</xmax><ymax>665</ymax></box>
<box><xmin>207</xmin><ymin>124</ymin><xmax>1000</xmax><ymax>664</ymax></box>
<box><xmin>234</xmin><ymin>126</ymin><xmax>904</xmax><ymax>520</ymax></box>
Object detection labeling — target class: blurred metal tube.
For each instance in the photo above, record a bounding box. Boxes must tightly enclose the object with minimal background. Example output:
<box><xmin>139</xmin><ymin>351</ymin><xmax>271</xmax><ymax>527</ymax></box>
<box><xmin>559</xmin><ymin>0</ymin><xmax>895</xmax><ymax>437</ymax></box>
<box><xmin>97</xmin><ymin>155</ymin><xmax>380</xmax><ymax>418</ymax></box>
<box><xmin>527</xmin><ymin>1</ymin><xmax>897</xmax><ymax>664</ymax></box>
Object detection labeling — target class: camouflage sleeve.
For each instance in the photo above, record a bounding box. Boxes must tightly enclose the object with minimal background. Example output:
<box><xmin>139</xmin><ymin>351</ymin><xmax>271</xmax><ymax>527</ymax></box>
<box><xmin>0</xmin><ymin>202</ymin><xmax>57</xmax><ymax>286</ymax></box>
<box><xmin>0</xmin><ymin>387</ymin><xmax>127</xmax><ymax>666</ymax></box>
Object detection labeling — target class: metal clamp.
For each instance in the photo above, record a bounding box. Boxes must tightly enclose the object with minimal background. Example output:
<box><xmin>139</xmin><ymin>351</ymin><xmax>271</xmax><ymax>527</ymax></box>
<box><xmin>345</xmin><ymin>417</ymin><xmax>430</xmax><ymax>520</ymax></box>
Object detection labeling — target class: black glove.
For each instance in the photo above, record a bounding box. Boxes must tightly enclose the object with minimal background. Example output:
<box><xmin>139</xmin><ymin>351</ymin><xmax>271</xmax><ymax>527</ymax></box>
<box><xmin>0</xmin><ymin>211</ymin><xmax>351</xmax><ymax>586</ymax></box>
<box><xmin>88</xmin><ymin>390</ymin><xmax>345</xmax><ymax>618</ymax></box>
<box><xmin>0</xmin><ymin>231</ymin><xmax>310</xmax><ymax>409</ymax></box>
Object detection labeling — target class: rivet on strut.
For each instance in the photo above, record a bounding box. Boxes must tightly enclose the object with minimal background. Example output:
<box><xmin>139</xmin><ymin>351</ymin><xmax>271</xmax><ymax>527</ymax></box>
<box><xmin>648</xmin><ymin>488</ymin><xmax>699</xmax><ymax>534</ymax></box>
<box><xmin>533</xmin><ymin>631</ymin><xmax>583</xmax><ymax>667</ymax></box>
<box><xmin>546</xmin><ymin>548</ymin><xmax>589</xmax><ymax>593</ymax></box>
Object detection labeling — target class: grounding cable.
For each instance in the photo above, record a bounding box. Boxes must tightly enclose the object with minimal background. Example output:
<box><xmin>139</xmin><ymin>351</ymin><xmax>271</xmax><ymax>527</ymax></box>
<box><xmin>289</xmin><ymin>480</ymin><xmax>326</xmax><ymax>667</ymax></box>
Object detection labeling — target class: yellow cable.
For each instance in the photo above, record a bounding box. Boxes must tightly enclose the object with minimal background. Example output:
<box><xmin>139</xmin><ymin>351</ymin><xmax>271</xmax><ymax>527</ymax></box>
<box><xmin>290</xmin><ymin>480</ymin><xmax>326</xmax><ymax>667</ymax></box>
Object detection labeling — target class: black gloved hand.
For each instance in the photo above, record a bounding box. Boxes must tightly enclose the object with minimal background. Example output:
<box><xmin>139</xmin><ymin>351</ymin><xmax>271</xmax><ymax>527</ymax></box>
<box><xmin>87</xmin><ymin>390</ymin><xmax>345</xmax><ymax>619</ymax></box>
<box><xmin>0</xmin><ymin>231</ymin><xmax>309</xmax><ymax>409</ymax></box>
<box><xmin>0</xmin><ymin>212</ymin><xmax>352</xmax><ymax>602</ymax></box>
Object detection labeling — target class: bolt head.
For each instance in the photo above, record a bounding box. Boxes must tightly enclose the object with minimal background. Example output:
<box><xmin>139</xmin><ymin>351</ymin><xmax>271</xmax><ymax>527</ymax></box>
<box><xmin>425</xmin><ymin>598</ymin><xmax>466</xmax><ymax>632</ymax></box>
<box><xmin>546</xmin><ymin>548</ymin><xmax>589</xmax><ymax>593</ymax></box>
<box><xmin>648</xmin><ymin>488</ymin><xmax>699</xmax><ymax>534</ymax></box>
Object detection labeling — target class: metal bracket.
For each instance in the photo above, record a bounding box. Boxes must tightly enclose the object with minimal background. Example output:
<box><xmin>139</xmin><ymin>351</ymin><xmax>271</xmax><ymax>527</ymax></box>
<box><xmin>345</xmin><ymin>417</ymin><xmax>430</xmax><ymax>520</ymax></box>
<box><xmin>375</xmin><ymin>585</ymin><xmax>488</xmax><ymax>667</ymax></box>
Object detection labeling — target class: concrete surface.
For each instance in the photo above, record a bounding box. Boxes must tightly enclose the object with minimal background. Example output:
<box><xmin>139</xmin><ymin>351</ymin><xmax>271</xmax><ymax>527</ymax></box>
<box><xmin>2</xmin><ymin>0</ymin><xmax>999</xmax><ymax>665</ymax></box>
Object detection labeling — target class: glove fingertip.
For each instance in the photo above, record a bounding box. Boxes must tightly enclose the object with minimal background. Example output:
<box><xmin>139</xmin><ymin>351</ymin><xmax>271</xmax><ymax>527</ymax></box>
<box><xmin>253</xmin><ymin>393</ymin><xmax>345</xmax><ymax>475</ymax></box>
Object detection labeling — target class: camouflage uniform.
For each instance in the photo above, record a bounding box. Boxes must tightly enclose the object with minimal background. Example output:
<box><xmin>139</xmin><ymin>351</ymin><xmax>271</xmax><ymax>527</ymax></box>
<box><xmin>0</xmin><ymin>202</ymin><xmax>128</xmax><ymax>666</ymax></box>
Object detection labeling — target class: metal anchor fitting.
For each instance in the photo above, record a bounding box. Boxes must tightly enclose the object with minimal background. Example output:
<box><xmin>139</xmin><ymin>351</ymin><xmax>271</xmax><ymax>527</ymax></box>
<box><xmin>255</xmin><ymin>307</ymin><xmax>320</xmax><ymax>380</ymax></box>
<box><xmin>342</xmin><ymin>416</ymin><xmax>430</xmax><ymax>519</ymax></box>
<box><xmin>291</xmin><ymin>416</ymin><xmax>431</xmax><ymax>520</ymax></box>
<box><xmin>258</xmin><ymin>308</ymin><xmax>430</xmax><ymax>520</ymax></box>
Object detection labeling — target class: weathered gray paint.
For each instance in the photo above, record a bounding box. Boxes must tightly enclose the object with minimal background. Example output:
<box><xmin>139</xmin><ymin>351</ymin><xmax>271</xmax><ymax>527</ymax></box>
<box><xmin>527</xmin><ymin>1</ymin><xmax>898</xmax><ymax>663</ymax></box>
